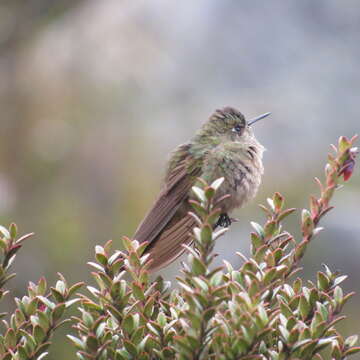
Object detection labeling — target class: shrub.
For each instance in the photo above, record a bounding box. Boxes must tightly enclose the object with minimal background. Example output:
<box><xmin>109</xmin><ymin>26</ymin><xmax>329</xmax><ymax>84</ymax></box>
<box><xmin>0</xmin><ymin>136</ymin><xmax>358</xmax><ymax>360</ymax></box>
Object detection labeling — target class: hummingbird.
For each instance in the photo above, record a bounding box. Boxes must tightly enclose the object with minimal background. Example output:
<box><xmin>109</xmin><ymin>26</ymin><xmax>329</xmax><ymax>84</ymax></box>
<box><xmin>134</xmin><ymin>107</ymin><xmax>270</xmax><ymax>271</ymax></box>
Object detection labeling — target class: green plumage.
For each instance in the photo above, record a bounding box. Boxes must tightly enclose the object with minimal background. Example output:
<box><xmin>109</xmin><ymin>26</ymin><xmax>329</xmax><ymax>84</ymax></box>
<box><xmin>134</xmin><ymin>107</ymin><xmax>266</xmax><ymax>271</ymax></box>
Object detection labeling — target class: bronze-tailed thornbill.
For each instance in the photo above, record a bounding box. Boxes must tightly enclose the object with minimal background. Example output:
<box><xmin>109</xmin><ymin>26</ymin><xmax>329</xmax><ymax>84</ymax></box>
<box><xmin>133</xmin><ymin>107</ymin><xmax>270</xmax><ymax>271</ymax></box>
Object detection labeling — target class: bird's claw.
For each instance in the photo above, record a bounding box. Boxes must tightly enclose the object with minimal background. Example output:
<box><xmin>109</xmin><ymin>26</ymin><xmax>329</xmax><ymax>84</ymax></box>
<box><xmin>215</xmin><ymin>213</ymin><xmax>234</xmax><ymax>228</ymax></box>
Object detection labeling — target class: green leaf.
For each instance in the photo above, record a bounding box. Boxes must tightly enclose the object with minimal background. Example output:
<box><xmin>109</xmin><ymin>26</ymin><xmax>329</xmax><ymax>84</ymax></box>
<box><xmin>250</xmin><ymin>222</ymin><xmax>264</xmax><ymax>238</ymax></box>
<box><xmin>81</xmin><ymin>309</ymin><xmax>94</xmax><ymax>328</ymax></box>
<box><xmin>4</xmin><ymin>328</ymin><xmax>16</xmax><ymax>348</ymax></box>
<box><xmin>258</xmin><ymin>304</ymin><xmax>268</xmax><ymax>325</ymax></box>
<box><xmin>143</xmin><ymin>297</ymin><xmax>155</xmax><ymax>318</ymax></box>
<box><xmin>189</xmin><ymin>200</ymin><xmax>207</xmax><ymax>218</ymax></box>
<box><xmin>200</xmin><ymin>224</ymin><xmax>212</xmax><ymax>244</ymax></box>
<box><xmin>122</xmin><ymin>314</ymin><xmax>135</xmax><ymax>334</ymax></box>
<box><xmin>334</xmin><ymin>286</ymin><xmax>343</xmax><ymax>304</ymax></box>
<box><xmin>9</xmin><ymin>223</ymin><xmax>17</xmax><ymax>239</ymax></box>
<box><xmin>279</xmin><ymin>325</ymin><xmax>290</xmax><ymax>341</ymax></box>
<box><xmin>301</xmin><ymin>209</ymin><xmax>314</xmax><ymax>235</ymax></box>
<box><xmin>52</xmin><ymin>303</ymin><xmax>66</xmax><ymax>322</ymax></box>
<box><xmin>192</xmin><ymin>187</ymin><xmax>205</xmax><ymax>202</ymax></box>
<box><xmin>292</xmin><ymin>339</ymin><xmax>312</xmax><ymax>352</ymax></box>
<box><xmin>317</xmin><ymin>272</ymin><xmax>330</xmax><ymax>291</ymax></box>
<box><xmin>251</xmin><ymin>232</ymin><xmax>263</xmax><ymax>250</ymax></box>
<box><xmin>85</xmin><ymin>334</ymin><xmax>99</xmax><ymax>352</ymax></box>
<box><xmin>55</xmin><ymin>280</ymin><xmax>66</xmax><ymax>295</ymax></box>
<box><xmin>132</xmin><ymin>283</ymin><xmax>145</xmax><ymax>301</ymax></box>
<box><xmin>147</xmin><ymin>322</ymin><xmax>160</xmax><ymax>336</ymax></box>
<box><xmin>50</xmin><ymin>288</ymin><xmax>65</xmax><ymax>303</ymax></box>
<box><xmin>65</xmin><ymin>298</ymin><xmax>81</xmax><ymax>308</ymax></box>
<box><xmin>338</xmin><ymin>136</ymin><xmax>351</xmax><ymax>153</ymax></box>
<box><xmin>316</xmin><ymin>302</ymin><xmax>328</xmax><ymax>321</ymax></box>
<box><xmin>37</xmin><ymin>311</ymin><xmax>50</xmax><ymax>331</ymax></box>
<box><xmin>267</xmin><ymin>198</ymin><xmax>275</xmax><ymax>212</ymax></box>
<box><xmin>277</xmin><ymin>208</ymin><xmax>296</xmax><ymax>222</ymax></box>
<box><xmin>33</xmin><ymin>325</ymin><xmax>46</xmax><ymax>344</ymax></box>
<box><xmin>279</xmin><ymin>300</ymin><xmax>292</xmax><ymax>318</ymax></box>
<box><xmin>345</xmin><ymin>335</ymin><xmax>358</xmax><ymax>347</ymax></box>
<box><xmin>264</xmin><ymin>221</ymin><xmax>277</xmax><ymax>238</ymax></box>
<box><xmin>333</xmin><ymin>275</ymin><xmax>348</xmax><ymax>287</ymax></box>
<box><xmin>37</xmin><ymin>296</ymin><xmax>55</xmax><ymax>310</ymax></box>
<box><xmin>124</xmin><ymin>339</ymin><xmax>138</xmax><ymax>357</ymax></box>
<box><xmin>18</xmin><ymin>346</ymin><xmax>29</xmax><ymax>360</ymax></box>
<box><xmin>37</xmin><ymin>277</ymin><xmax>47</xmax><ymax>296</ymax></box>
<box><xmin>298</xmin><ymin>295</ymin><xmax>311</xmax><ymax>320</ymax></box>
<box><xmin>67</xmin><ymin>335</ymin><xmax>85</xmax><ymax>350</ymax></box>
<box><xmin>210</xmin><ymin>270</ymin><xmax>223</xmax><ymax>287</ymax></box>
<box><xmin>95</xmin><ymin>322</ymin><xmax>106</xmax><ymax>338</ymax></box>
<box><xmin>95</xmin><ymin>245</ymin><xmax>108</xmax><ymax>267</ymax></box>
<box><xmin>212</xmin><ymin>227</ymin><xmax>228</xmax><ymax>240</ymax></box>
<box><xmin>294</xmin><ymin>241</ymin><xmax>307</xmax><ymax>261</ymax></box>
<box><xmin>210</xmin><ymin>177</ymin><xmax>224</xmax><ymax>191</ymax></box>
<box><xmin>344</xmin><ymin>347</ymin><xmax>360</xmax><ymax>356</ymax></box>
<box><xmin>191</xmin><ymin>257</ymin><xmax>207</xmax><ymax>276</ymax></box>
<box><xmin>37</xmin><ymin>353</ymin><xmax>49</xmax><ymax>360</ymax></box>
<box><xmin>0</xmin><ymin>225</ymin><xmax>10</xmax><ymax>240</ymax></box>
<box><xmin>204</xmin><ymin>186</ymin><xmax>215</xmax><ymax>200</ymax></box>
<box><xmin>331</xmin><ymin>341</ymin><xmax>342</xmax><ymax>359</ymax></box>
<box><xmin>121</xmin><ymin>236</ymin><xmax>133</xmax><ymax>252</ymax></box>
<box><xmin>273</xmin><ymin>192</ymin><xmax>284</xmax><ymax>211</ymax></box>
<box><xmin>19</xmin><ymin>329</ymin><xmax>37</xmax><ymax>352</ymax></box>
<box><xmin>203</xmin><ymin>307</ymin><xmax>215</xmax><ymax>322</ymax></box>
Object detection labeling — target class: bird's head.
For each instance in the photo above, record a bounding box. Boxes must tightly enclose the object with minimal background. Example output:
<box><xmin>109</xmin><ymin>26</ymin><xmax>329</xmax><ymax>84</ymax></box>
<box><xmin>195</xmin><ymin>106</ymin><xmax>270</xmax><ymax>146</ymax></box>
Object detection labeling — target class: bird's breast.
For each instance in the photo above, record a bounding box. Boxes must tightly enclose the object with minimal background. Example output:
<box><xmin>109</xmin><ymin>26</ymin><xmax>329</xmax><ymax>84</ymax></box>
<box><xmin>216</xmin><ymin>151</ymin><xmax>264</xmax><ymax>213</ymax></box>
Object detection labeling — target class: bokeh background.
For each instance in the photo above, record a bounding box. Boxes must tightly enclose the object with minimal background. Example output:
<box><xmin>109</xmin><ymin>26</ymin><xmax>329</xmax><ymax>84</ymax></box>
<box><xmin>0</xmin><ymin>1</ymin><xmax>359</xmax><ymax>358</ymax></box>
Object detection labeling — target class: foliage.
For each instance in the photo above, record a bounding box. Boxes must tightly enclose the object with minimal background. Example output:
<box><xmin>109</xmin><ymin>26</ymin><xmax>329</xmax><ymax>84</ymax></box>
<box><xmin>0</xmin><ymin>136</ymin><xmax>358</xmax><ymax>360</ymax></box>
<box><xmin>0</xmin><ymin>224</ymin><xmax>83</xmax><ymax>359</ymax></box>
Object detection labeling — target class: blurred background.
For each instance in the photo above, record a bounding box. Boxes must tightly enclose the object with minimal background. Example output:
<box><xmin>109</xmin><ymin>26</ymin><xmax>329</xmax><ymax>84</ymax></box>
<box><xmin>0</xmin><ymin>0</ymin><xmax>359</xmax><ymax>358</ymax></box>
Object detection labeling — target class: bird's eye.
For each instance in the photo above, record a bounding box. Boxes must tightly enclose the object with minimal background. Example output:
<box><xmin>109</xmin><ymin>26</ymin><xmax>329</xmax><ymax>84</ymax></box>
<box><xmin>234</xmin><ymin>124</ymin><xmax>243</xmax><ymax>134</ymax></box>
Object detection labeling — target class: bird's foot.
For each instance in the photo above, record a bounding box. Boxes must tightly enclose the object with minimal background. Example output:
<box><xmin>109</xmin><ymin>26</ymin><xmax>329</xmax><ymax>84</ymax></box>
<box><xmin>215</xmin><ymin>213</ymin><xmax>234</xmax><ymax>228</ymax></box>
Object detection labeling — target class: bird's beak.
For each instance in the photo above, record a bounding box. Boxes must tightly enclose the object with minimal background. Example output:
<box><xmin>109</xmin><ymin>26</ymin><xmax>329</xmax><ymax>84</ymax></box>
<box><xmin>248</xmin><ymin>112</ymin><xmax>271</xmax><ymax>126</ymax></box>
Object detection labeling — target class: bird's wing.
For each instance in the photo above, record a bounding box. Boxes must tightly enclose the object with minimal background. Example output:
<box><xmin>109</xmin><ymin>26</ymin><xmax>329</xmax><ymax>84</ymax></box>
<box><xmin>133</xmin><ymin>151</ymin><xmax>201</xmax><ymax>248</ymax></box>
<box><xmin>146</xmin><ymin>213</ymin><xmax>196</xmax><ymax>271</ymax></box>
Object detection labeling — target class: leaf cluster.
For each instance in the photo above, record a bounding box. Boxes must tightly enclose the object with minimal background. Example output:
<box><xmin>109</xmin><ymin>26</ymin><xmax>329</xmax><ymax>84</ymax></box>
<box><xmin>67</xmin><ymin>136</ymin><xmax>359</xmax><ymax>359</ymax></box>
<box><xmin>0</xmin><ymin>136</ymin><xmax>358</xmax><ymax>360</ymax></box>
